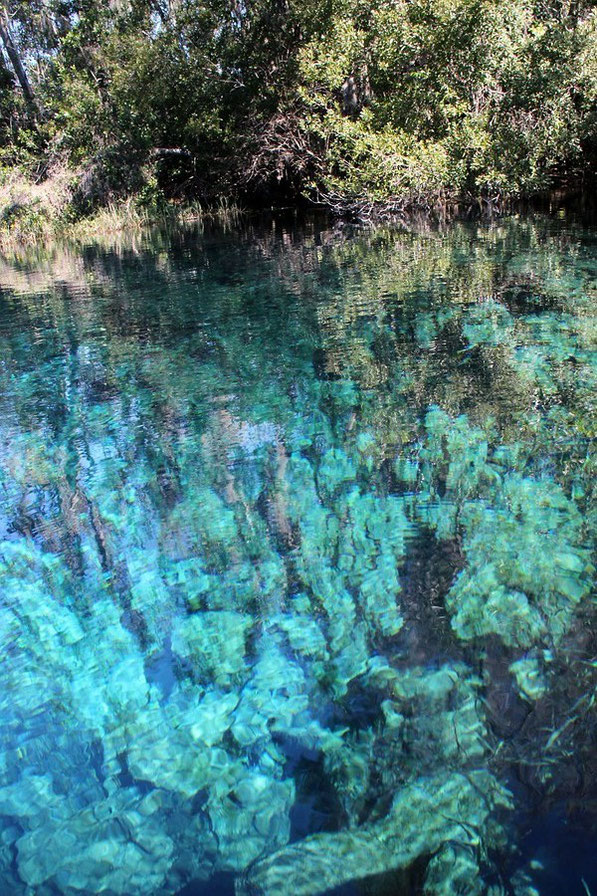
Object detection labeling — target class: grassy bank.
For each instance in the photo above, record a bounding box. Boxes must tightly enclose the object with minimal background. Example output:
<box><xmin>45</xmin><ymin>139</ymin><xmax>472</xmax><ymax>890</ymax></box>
<box><xmin>0</xmin><ymin>167</ymin><xmax>244</xmax><ymax>252</ymax></box>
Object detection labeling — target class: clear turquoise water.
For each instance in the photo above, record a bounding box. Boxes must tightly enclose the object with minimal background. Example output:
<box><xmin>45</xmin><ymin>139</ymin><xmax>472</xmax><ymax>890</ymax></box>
<box><xmin>0</xmin><ymin>215</ymin><xmax>595</xmax><ymax>896</ymax></box>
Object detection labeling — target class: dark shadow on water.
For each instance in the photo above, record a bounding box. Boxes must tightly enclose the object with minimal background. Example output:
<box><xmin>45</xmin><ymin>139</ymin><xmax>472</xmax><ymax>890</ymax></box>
<box><xmin>177</xmin><ymin>872</ymin><xmax>235</xmax><ymax>896</ymax></box>
<box><xmin>144</xmin><ymin>636</ymin><xmax>177</xmax><ymax>702</ymax></box>
<box><xmin>287</xmin><ymin>753</ymin><xmax>346</xmax><ymax>840</ymax></box>
<box><xmin>315</xmin><ymin>859</ymin><xmax>429</xmax><ymax>896</ymax></box>
<box><xmin>516</xmin><ymin>809</ymin><xmax>597</xmax><ymax>896</ymax></box>
<box><xmin>175</xmin><ymin>862</ymin><xmax>430</xmax><ymax>896</ymax></box>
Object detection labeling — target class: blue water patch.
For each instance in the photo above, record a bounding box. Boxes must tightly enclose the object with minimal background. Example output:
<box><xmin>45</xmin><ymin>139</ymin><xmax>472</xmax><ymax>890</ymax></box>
<box><xmin>517</xmin><ymin>809</ymin><xmax>597</xmax><ymax>896</ymax></box>
<box><xmin>0</xmin><ymin>215</ymin><xmax>595</xmax><ymax>895</ymax></box>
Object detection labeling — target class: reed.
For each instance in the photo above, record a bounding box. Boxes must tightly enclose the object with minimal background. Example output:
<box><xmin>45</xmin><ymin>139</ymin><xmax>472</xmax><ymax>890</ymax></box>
<box><xmin>0</xmin><ymin>168</ymin><xmax>245</xmax><ymax>252</ymax></box>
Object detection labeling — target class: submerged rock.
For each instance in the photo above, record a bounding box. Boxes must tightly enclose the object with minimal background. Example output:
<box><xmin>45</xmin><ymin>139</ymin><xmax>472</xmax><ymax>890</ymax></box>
<box><xmin>241</xmin><ymin>771</ymin><xmax>510</xmax><ymax>896</ymax></box>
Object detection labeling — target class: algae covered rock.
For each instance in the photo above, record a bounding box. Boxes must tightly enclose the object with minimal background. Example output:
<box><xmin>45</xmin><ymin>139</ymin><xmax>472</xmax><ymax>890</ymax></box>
<box><xmin>208</xmin><ymin>770</ymin><xmax>294</xmax><ymax>872</ymax></box>
<box><xmin>172</xmin><ymin>610</ymin><xmax>253</xmax><ymax>685</ymax></box>
<box><xmin>417</xmin><ymin>409</ymin><xmax>593</xmax><ymax>648</ymax></box>
<box><xmin>16</xmin><ymin>788</ymin><xmax>175</xmax><ymax>894</ymax></box>
<box><xmin>240</xmin><ymin>770</ymin><xmax>510</xmax><ymax>896</ymax></box>
<box><xmin>446</xmin><ymin>473</ymin><xmax>592</xmax><ymax>646</ymax></box>
<box><xmin>509</xmin><ymin>655</ymin><xmax>548</xmax><ymax>701</ymax></box>
<box><xmin>423</xmin><ymin>846</ymin><xmax>485</xmax><ymax>896</ymax></box>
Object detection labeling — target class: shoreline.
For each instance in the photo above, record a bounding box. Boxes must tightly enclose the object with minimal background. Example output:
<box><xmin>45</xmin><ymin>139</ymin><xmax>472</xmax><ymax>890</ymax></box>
<box><xmin>1</xmin><ymin>173</ymin><xmax>595</xmax><ymax>254</ymax></box>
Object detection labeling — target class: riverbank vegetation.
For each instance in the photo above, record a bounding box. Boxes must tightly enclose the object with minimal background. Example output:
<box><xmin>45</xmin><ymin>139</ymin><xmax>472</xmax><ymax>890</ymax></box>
<box><xmin>1</xmin><ymin>0</ymin><xmax>596</xmax><ymax>237</ymax></box>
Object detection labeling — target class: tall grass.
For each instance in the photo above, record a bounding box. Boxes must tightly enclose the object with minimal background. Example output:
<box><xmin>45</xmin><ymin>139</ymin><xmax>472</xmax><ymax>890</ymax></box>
<box><xmin>70</xmin><ymin>196</ymin><xmax>244</xmax><ymax>241</ymax></box>
<box><xmin>0</xmin><ymin>165</ymin><xmax>74</xmax><ymax>251</ymax></box>
<box><xmin>0</xmin><ymin>168</ymin><xmax>245</xmax><ymax>253</ymax></box>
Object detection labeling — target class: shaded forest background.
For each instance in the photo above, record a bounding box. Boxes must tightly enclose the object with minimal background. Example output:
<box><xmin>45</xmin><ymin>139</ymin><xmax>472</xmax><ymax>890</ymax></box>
<box><xmin>0</xmin><ymin>0</ymin><xmax>596</xmax><ymax>231</ymax></box>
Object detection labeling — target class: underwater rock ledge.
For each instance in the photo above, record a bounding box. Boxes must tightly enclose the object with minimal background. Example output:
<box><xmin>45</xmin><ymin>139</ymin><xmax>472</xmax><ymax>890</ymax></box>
<box><xmin>239</xmin><ymin>771</ymin><xmax>507</xmax><ymax>896</ymax></box>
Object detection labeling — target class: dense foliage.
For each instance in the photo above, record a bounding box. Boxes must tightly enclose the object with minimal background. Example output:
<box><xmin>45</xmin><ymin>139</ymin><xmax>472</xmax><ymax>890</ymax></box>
<box><xmin>0</xmin><ymin>0</ymin><xmax>596</xmax><ymax>218</ymax></box>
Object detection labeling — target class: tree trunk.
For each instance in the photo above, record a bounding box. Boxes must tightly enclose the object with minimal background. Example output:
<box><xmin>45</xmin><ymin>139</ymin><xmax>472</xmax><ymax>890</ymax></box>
<box><xmin>0</xmin><ymin>8</ymin><xmax>35</xmax><ymax>106</ymax></box>
<box><xmin>149</xmin><ymin>0</ymin><xmax>168</xmax><ymax>26</ymax></box>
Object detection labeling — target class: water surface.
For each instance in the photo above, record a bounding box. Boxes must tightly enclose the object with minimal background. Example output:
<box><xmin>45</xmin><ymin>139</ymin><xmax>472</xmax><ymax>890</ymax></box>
<box><xmin>0</xmin><ymin>215</ymin><xmax>595</xmax><ymax>896</ymax></box>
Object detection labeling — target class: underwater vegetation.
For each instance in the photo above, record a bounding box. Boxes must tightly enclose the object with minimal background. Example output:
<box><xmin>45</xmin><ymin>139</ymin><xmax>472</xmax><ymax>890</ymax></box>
<box><xmin>0</xmin><ymin>215</ymin><xmax>595</xmax><ymax>895</ymax></box>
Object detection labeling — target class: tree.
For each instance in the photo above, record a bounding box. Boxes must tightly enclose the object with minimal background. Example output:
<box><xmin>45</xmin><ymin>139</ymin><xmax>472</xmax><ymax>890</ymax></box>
<box><xmin>0</xmin><ymin>4</ymin><xmax>36</xmax><ymax>106</ymax></box>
